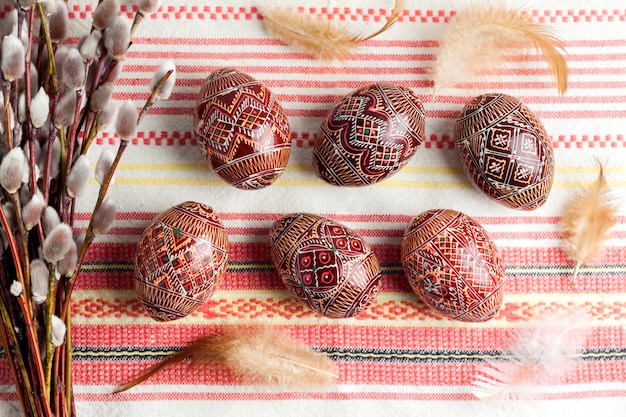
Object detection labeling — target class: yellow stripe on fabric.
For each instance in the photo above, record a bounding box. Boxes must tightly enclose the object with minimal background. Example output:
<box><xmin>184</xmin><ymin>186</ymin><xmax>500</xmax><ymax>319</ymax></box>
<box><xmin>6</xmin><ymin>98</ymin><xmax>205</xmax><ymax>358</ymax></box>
<box><xmin>100</xmin><ymin>176</ymin><xmax>626</xmax><ymax>189</ymax></box>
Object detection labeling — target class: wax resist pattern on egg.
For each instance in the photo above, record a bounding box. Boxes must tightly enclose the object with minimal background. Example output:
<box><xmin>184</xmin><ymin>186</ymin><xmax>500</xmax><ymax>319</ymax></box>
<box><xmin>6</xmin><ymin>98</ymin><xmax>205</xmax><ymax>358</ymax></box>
<box><xmin>134</xmin><ymin>202</ymin><xmax>229</xmax><ymax>322</ymax></box>
<box><xmin>454</xmin><ymin>93</ymin><xmax>555</xmax><ymax>210</ymax></box>
<box><xmin>269</xmin><ymin>213</ymin><xmax>382</xmax><ymax>318</ymax></box>
<box><xmin>194</xmin><ymin>68</ymin><xmax>292</xmax><ymax>189</ymax></box>
<box><xmin>313</xmin><ymin>83</ymin><xmax>425</xmax><ymax>186</ymax></box>
<box><xmin>401</xmin><ymin>209</ymin><xmax>505</xmax><ymax>322</ymax></box>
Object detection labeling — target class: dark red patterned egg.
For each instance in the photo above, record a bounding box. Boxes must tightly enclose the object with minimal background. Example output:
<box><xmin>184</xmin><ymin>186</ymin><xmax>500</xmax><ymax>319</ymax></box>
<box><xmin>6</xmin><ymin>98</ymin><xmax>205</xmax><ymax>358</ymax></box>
<box><xmin>313</xmin><ymin>83</ymin><xmax>425</xmax><ymax>186</ymax></box>
<box><xmin>455</xmin><ymin>93</ymin><xmax>554</xmax><ymax>210</ymax></box>
<box><xmin>401</xmin><ymin>209</ymin><xmax>505</xmax><ymax>322</ymax></box>
<box><xmin>134</xmin><ymin>201</ymin><xmax>229</xmax><ymax>321</ymax></box>
<box><xmin>269</xmin><ymin>213</ymin><xmax>382</xmax><ymax>318</ymax></box>
<box><xmin>194</xmin><ymin>68</ymin><xmax>291</xmax><ymax>190</ymax></box>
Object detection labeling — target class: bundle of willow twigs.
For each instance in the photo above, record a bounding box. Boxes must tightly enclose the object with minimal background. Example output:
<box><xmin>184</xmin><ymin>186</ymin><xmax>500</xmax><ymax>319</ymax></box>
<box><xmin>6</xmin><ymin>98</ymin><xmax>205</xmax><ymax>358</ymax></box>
<box><xmin>0</xmin><ymin>1</ymin><xmax>173</xmax><ymax>416</ymax></box>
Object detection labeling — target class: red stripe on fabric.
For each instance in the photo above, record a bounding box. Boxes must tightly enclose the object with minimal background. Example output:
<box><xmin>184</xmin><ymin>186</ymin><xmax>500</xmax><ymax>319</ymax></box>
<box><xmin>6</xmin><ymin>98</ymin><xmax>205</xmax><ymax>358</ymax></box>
<box><xmin>112</xmin><ymin>89</ymin><xmax>626</xmax><ymax>107</ymax></box>
<box><xmin>73</xmin><ymin>389</ymin><xmax>626</xmax><ymax>402</ymax></box>
<box><xmin>80</xmin><ymin>240</ymin><xmax>626</xmax><ymax>270</ymax></box>
<box><xmin>127</xmin><ymin>105</ymin><xmax>626</xmax><ymax>121</ymax></box>
<box><xmin>4</xmin><ymin>5</ymin><xmax>626</xmax><ymax>22</ymax></box>
<box><xmin>57</xmin><ymin>6</ymin><xmax>626</xmax><ymax>23</ymax></box>
<box><xmin>89</xmin><ymin>131</ymin><xmax>626</xmax><ymax>148</ymax></box>
<box><xmin>75</xmin><ymin>240</ymin><xmax>626</xmax><ymax>294</ymax></box>
<box><xmin>128</xmin><ymin>37</ymin><xmax>626</xmax><ymax>49</ymax></box>
<box><xmin>74</xmin><ymin>212</ymin><xmax>625</xmax><ymax>227</ymax></box>
<box><xmin>68</xmin><ymin>359</ymin><xmax>626</xmax><ymax>386</ymax></box>
<box><xmin>69</xmin><ymin>324</ymin><xmax>626</xmax><ymax>351</ymax></box>
<box><xmin>123</xmin><ymin>50</ymin><xmax>626</xmax><ymax>65</ymax></box>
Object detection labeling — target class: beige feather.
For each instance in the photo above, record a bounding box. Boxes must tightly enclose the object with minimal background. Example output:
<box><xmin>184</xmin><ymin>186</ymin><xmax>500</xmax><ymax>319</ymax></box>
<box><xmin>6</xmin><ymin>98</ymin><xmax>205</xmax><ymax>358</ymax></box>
<box><xmin>560</xmin><ymin>162</ymin><xmax>617</xmax><ymax>285</ymax></box>
<box><xmin>431</xmin><ymin>5</ymin><xmax>568</xmax><ymax>94</ymax></box>
<box><xmin>262</xmin><ymin>0</ymin><xmax>404</xmax><ymax>61</ymax></box>
<box><xmin>113</xmin><ymin>326</ymin><xmax>335</xmax><ymax>393</ymax></box>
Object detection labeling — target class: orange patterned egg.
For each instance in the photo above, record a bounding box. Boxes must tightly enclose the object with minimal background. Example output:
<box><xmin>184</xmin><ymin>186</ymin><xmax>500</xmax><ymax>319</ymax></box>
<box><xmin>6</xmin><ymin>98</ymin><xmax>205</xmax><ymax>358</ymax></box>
<box><xmin>134</xmin><ymin>201</ymin><xmax>229</xmax><ymax>321</ymax></box>
<box><xmin>455</xmin><ymin>93</ymin><xmax>554</xmax><ymax>210</ymax></box>
<box><xmin>313</xmin><ymin>83</ymin><xmax>425</xmax><ymax>186</ymax></box>
<box><xmin>401</xmin><ymin>209</ymin><xmax>505</xmax><ymax>322</ymax></box>
<box><xmin>194</xmin><ymin>68</ymin><xmax>292</xmax><ymax>190</ymax></box>
<box><xmin>269</xmin><ymin>213</ymin><xmax>382</xmax><ymax>318</ymax></box>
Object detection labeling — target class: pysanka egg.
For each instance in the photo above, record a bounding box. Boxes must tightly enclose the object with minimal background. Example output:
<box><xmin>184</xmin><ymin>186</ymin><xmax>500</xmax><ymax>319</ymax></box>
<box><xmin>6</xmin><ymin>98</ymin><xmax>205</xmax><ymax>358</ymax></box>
<box><xmin>454</xmin><ymin>93</ymin><xmax>554</xmax><ymax>210</ymax></box>
<box><xmin>194</xmin><ymin>68</ymin><xmax>292</xmax><ymax>190</ymax></box>
<box><xmin>401</xmin><ymin>209</ymin><xmax>505</xmax><ymax>322</ymax></box>
<box><xmin>269</xmin><ymin>213</ymin><xmax>382</xmax><ymax>318</ymax></box>
<box><xmin>313</xmin><ymin>83</ymin><xmax>425</xmax><ymax>186</ymax></box>
<box><xmin>134</xmin><ymin>201</ymin><xmax>229</xmax><ymax>321</ymax></box>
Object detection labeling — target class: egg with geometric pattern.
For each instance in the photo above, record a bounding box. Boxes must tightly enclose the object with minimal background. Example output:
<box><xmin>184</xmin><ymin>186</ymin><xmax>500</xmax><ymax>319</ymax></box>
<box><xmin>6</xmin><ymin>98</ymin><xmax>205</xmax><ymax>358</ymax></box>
<box><xmin>194</xmin><ymin>68</ymin><xmax>292</xmax><ymax>190</ymax></box>
<box><xmin>313</xmin><ymin>83</ymin><xmax>425</xmax><ymax>186</ymax></box>
<box><xmin>454</xmin><ymin>93</ymin><xmax>554</xmax><ymax>210</ymax></box>
<box><xmin>133</xmin><ymin>201</ymin><xmax>229</xmax><ymax>321</ymax></box>
<box><xmin>401</xmin><ymin>209</ymin><xmax>505</xmax><ymax>322</ymax></box>
<box><xmin>269</xmin><ymin>213</ymin><xmax>382</xmax><ymax>318</ymax></box>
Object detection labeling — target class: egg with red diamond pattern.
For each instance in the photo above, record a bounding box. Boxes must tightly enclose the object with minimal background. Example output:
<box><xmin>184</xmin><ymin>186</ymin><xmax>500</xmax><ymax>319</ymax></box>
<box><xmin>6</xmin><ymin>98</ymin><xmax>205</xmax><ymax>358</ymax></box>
<box><xmin>269</xmin><ymin>213</ymin><xmax>382</xmax><ymax>318</ymax></box>
<box><xmin>313</xmin><ymin>83</ymin><xmax>425</xmax><ymax>186</ymax></box>
<box><xmin>401</xmin><ymin>209</ymin><xmax>505</xmax><ymax>322</ymax></box>
<box><xmin>194</xmin><ymin>68</ymin><xmax>292</xmax><ymax>190</ymax></box>
<box><xmin>134</xmin><ymin>201</ymin><xmax>229</xmax><ymax>321</ymax></box>
<box><xmin>455</xmin><ymin>93</ymin><xmax>554</xmax><ymax>210</ymax></box>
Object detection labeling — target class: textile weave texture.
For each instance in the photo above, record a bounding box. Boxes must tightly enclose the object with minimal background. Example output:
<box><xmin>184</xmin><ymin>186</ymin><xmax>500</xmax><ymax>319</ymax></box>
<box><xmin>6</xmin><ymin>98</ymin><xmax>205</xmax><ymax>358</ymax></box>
<box><xmin>1</xmin><ymin>0</ymin><xmax>625</xmax><ymax>416</ymax></box>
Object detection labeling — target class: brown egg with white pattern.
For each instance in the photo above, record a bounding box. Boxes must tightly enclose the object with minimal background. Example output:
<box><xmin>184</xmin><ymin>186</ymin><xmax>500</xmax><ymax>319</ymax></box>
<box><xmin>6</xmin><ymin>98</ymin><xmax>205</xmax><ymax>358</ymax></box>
<box><xmin>455</xmin><ymin>93</ymin><xmax>554</xmax><ymax>210</ymax></box>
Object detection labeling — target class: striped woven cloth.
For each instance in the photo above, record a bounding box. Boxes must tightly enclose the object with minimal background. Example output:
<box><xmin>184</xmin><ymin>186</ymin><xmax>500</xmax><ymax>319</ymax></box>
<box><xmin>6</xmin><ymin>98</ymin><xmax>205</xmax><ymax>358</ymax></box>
<box><xmin>2</xmin><ymin>0</ymin><xmax>625</xmax><ymax>416</ymax></box>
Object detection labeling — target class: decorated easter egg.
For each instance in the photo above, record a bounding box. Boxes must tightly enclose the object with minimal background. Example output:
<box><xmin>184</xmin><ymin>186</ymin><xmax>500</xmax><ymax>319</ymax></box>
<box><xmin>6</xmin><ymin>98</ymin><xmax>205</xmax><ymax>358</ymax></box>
<box><xmin>134</xmin><ymin>201</ymin><xmax>229</xmax><ymax>321</ymax></box>
<box><xmin>269</xmin><ymin>213</ymin><xmax>382</xmax><ymax>318</ymax></box>
<box><xmin>313</xmin><ymin>83</ymin><xmax>425</xmax><ymax>186</ymax></box>
<box><xmin>454</xmin><ymin>93</ymin><xmax>554</xmax><ymax>210</ymax></box>
<box><xmin>194</xmin><ymin>68</ymin><xmax>292</xmax><ymax>190</ymax></box>
<box><xmin>401</xmin><ymin>209</ymin><xmax>505</xmax><ymax>322</ymax></box>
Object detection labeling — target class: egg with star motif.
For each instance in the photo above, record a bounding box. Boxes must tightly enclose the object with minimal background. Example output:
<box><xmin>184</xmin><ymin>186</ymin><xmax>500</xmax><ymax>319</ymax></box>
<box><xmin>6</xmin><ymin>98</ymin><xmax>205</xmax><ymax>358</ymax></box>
<box><xmin>454</xmin><ymin>93</ymin><xmax>554</xmax><ymax>210</ymax></box>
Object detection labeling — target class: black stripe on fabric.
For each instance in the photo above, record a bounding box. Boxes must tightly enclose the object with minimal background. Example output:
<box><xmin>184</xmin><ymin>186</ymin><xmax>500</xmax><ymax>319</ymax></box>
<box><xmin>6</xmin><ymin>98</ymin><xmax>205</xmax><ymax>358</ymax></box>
<box><xmin>68</xmin><ymin>346</ymin><xmax>626</xmax><ymax>363</ymax></box>
<box><xmin>78</xmin><ymin>261</ymin><xmax>626</xmax><ymax>276</ymax></box>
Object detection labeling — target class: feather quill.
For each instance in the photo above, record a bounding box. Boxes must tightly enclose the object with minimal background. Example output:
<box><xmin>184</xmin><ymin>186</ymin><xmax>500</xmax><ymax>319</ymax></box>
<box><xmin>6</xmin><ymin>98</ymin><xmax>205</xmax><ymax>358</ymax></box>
<box><xmin>114</xmin><ymin>326</ymin><xmax>335</xmax><ymax>393</ymax></box>
<box><xmin>560</xmin><ymin>162</ymin><xmax>617</xmax><ymax>285</ymax></box>
<box><xmin>262</xmin><ymin>0</ymin><xmax>404</xmax><ymax>61</ymax></box>
<box><xmin>431</xmin><ymin>5</ymin><xmax>568</xmax><ymax>94</ymax></box>
<box><xmin>472</xmin><ymin>311</ymin><xmax>588</xmax><ymax>401</ymax></box>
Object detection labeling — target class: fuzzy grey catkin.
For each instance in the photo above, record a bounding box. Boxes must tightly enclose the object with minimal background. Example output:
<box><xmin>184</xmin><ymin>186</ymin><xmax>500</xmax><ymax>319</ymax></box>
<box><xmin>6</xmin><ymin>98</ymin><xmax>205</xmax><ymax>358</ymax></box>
<box><xmin>93</xmin><ymin>0</ymin><xmax>120</xmax><ymax>30</ymax></box>
<box><xmin>0</xmin><ymin>148</ymin><xmax>26</xmax><ymax>194</ymax></box>
<box><xmin>150</xmin><ymin>60</ymin><xmax>176</xmax><ymax>99</ymax></box>
<box><xmin>66</xmin><ymin>155</ymin><xmax>92</xmax><ymax>198</ymax></box>
<box><xmin>30</xmin><ymin>259</ymin><xmax>50</xmax><ymax>304</ymax></box>
<box><xmin>115</xmin><ymin>101</ymin><xmax>138</xmax><ymax>140</ymax></box>
<box><xmin>42</xmin><ymin>223</ymin><xmax>73</xmax><ymax>263</ymax></box>
<box><xmin>48</xmin><ymin>1</ymin><xmax>69</xmax><ymax>42</ymax></box>
<box><xmin>103</xmin><ymin>17</ymin><xmax>131</xmax><ymax>61</ymax></box>
<box><xmin>30</xmin><ymin>88</ymin><xmax>50</xmax><ymax>129</ymax></box>
<box><xmin>92</xmin><ymin>197</ymin><xmax>116</xmax><ymax>235</ymax></box>
<box><xmin>1</xmin><ymin>34</ymin><xmax>25</xmax><ymax>81</ymax></box>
